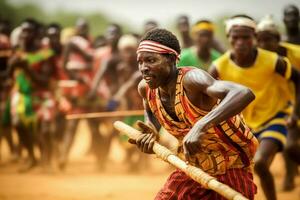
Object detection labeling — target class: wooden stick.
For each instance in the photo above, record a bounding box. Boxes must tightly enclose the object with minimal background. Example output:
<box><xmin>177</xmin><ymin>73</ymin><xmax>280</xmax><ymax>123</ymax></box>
<box><xmin>66</xmin><ymin>110</ymin><xmax>144</xmax><ymax>120</ymax></box>
<box><xmin>113</xmin><ymin>121</ymin><xmax>249</xmax><ymax>200</ymax></box>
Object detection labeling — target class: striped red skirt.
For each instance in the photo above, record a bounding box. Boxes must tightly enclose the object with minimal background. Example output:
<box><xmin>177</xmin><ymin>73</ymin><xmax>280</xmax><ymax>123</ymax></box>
<box><xmin>155</xmin><ymin>168</ymin><xmax>256</xmax><ymax>200</ymax></box>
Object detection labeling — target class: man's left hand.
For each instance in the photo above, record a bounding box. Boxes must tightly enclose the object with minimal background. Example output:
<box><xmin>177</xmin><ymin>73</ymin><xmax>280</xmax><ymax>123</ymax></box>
<box><xmin>182</xmin><ymin>125</ymin><xmax>205</xmax><ymax>163</ymax></box>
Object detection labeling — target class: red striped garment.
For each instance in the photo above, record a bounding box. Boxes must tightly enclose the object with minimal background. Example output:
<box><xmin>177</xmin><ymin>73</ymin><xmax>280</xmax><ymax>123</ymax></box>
<box><xmin>155</xmin><ymin>168</ymin><xmax>256</xmax><ymax>200</ymax></box>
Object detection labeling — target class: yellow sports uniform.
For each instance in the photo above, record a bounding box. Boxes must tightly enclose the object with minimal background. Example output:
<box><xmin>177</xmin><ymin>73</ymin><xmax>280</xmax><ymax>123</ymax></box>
<box><xmin>280</xmin><ymin>42</ymin><xmax>300</xmax><ymax>71</ymax></box>
<box><xmin>214</xmin><ymin>48</ymin><xmax>292</xmax><ymax>148</ymax></box>
<box><xmin>280</xmin><ymin>42</ymin><xmax>300</xmax><ymax>102</ymax></box>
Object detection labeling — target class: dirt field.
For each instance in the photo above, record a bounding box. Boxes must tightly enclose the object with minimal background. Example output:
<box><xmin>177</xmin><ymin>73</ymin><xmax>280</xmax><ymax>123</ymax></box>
<box><xmin>0</xmin><ymin>120</ymin><xmax>299</xmax><ymax>200</ymax></box>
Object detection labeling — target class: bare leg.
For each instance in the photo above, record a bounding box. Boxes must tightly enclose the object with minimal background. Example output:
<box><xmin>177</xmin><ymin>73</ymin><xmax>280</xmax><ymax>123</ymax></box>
<box><xmin>53</xmin><ymin>113</ymin><xmax>66</xmax><ymax>162</ymax></box>
<box><xmin>58</xmin><ymin>119</ymin><xmax>79</xmax><ymax>170</ymax></box>
<box><xmin>286</xmin><ymin>126</ymin><xmax>300</xmax><ymax>164</ymax></box>
<box><xmin>16</xmin><ymin>123</ymin><xmax>37</xmax><ymax>172</ymax></box>
<box><xmin>39</xmin><ymin>121</ymin><xmax>55</xmax><ymax>171</ymax></box>
<box><xmin>87</xmin><ymin>118</ymin><xmax>114</xmax><ymax>171</ymax></box>
<box><xmin>282</xmin><ymin>150</ymin><xmax>298</xmax><ymax>191</ymax></box>
<box><xmin>254</xmin><ymin>139</ymin><xmax>279</xmax><ymax>200</ymax></box>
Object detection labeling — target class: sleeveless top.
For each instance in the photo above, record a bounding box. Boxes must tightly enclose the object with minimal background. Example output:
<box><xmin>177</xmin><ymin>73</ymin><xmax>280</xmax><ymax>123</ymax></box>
<box><xmin>214</xmin><ymin>48</ymin><xmax>292</xmax><ymax>129</ymax></box>
<box><xmin>146</xmin><ymin>67</ymin><xmax>258</xmax><ymax>175</ymax></box>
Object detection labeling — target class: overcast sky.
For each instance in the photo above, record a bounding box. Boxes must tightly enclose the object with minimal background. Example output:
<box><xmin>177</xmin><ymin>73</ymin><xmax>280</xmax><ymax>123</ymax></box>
<box><xmin>9</xmin><ymin>0</ymin><xmax>300</xmax><ymax>31</ymax></box>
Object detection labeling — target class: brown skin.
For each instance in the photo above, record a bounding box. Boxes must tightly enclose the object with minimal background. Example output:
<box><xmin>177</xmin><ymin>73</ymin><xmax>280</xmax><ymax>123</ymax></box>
<box><xmin>257</xmin><ymin>30</ymin><xmax>300</xmax><ymax>191</ymax></box>
<box><xmin>193</xmin><ymin>29</ymin><xmax>214</xmax><ymax>64</ymax></box>
<box><xmin>283</xmin><ymin>5</ymin><xmax>300</xmax><ymax>45</ymax></box>
<box><xmin>8</xmin><ymin>22</ymin><xmax>55</xmax><ymax>171</ymax></box>
<box><xmin>135</xmin><ymin>51</ymin><xmax>255</xmax><ymax>161</ymax></box>
<box><xmin>177</xmin><ymin>16</ymin><xmax>193</xmax><ymax>48</ymax></box>
<box><xmin>209</xmin><ymin>25</ymin><xmax>300</xmax><ymax>200</ymax></box>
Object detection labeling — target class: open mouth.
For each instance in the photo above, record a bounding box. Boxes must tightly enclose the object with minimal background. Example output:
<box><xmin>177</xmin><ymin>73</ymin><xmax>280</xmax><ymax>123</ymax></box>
<box><xmin>143</xmin><ymin>75</ymin><xmax>153</xmax><ymax>83</ymax></box>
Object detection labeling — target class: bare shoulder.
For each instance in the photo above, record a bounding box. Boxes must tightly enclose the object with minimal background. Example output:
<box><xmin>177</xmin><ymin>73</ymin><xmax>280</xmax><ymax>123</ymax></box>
<box><xmin>207</xmin><ymin>64</ymin><xmax>219</xmax><ymax>79</ymax></box>
<box><xmin>183</xmin><ymin>68</ymin><xmax>215</xmax><ymax>92</ymax></box>
<box><xmin>138</xmin><ymin>79</ymin><xmax>147</xmax><ymax>99</ymax></box>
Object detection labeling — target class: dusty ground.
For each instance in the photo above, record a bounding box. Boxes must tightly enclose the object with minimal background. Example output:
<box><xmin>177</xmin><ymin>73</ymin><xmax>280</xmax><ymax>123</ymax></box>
<box><xmin>0</xmin><ymin>120</ymin><xmax>299</xmax><ymax>200</ymax></box>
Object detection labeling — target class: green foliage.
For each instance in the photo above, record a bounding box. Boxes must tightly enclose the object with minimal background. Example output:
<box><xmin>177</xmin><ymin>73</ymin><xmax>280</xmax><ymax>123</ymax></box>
<box><xmin>0</xmin><ymin>0</ymin><xmax>111</xmax><ymax>37</ymax></box>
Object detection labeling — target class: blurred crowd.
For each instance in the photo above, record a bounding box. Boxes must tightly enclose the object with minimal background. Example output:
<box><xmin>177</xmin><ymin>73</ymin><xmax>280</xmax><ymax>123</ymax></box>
<box><xmin>0</xmin><ymin>2</ymin><xmax>299</xmax><ymax>189</ymax></box>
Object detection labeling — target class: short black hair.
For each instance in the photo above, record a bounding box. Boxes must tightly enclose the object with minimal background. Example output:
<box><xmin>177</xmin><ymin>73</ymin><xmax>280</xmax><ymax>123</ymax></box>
<box><xmin>140</xmin><ymin>28</ymin><xmax>181</xmax><ymax>55</ymax></box>
<box><xmin>284</xmin><ymin>4</ymin><xmax>299</xmax><ymax>16</ymax></box>
<box><xmin>48</xmin><ymin>23</ymin><xmax>61</xmax><ymax>30</ymax></box>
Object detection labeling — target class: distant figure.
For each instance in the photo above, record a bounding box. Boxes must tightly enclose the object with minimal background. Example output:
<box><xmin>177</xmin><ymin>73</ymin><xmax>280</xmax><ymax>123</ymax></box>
<box><xmin>178</xmin><ymin>20</ymin><xmax>222</xmax><ymax>71</ymax></box>
<box><xmin>256</xmin><ymin>15</ymin><xmax>300</xmax><ymax>191</ymax></box>
<box><xmin>283</xmin><ymin>4</ymin><xmax>300</xmax><ymax>45</ymax></box>
<box><xmin>8</xmin><ymin>19</ymin><xmax>56</xmax><ymax>172</ymax></box>
<box><xmin>210</xmin><ymin>14</ymin><xmax>300</xmax><ymax>200</ymax></box>
<box><xmin>176</xmin><ymin>15</ymin><xmax>193</xmax><ymax>48</ymax></box>
<box><xmin>143</xmin><ymin>20</ymin><xmax>159</xmax><ymax>34</ymax></box>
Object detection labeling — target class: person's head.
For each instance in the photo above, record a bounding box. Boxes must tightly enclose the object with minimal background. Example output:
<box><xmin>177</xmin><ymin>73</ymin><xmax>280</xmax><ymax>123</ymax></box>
<box><xmin>75</xmin><ymin>18</ymin><xmax>89</xmax><ymax>37</ymax></box>
<box><xmin>256</xmin><ymin>15</ymin><xmax>280</xmax><ymax>52</ymax></box>
<box><xmin>105</xmin><ymin>23</ymin><xmax>122</xmax><ymax>49</ymax></box>
<box><xmin>118</xmin><ymin>34</ymin><xmax>138</xmax><ymax>63</ymax></box>
<box><xmin>283</xmin><ymin>4</ymin><xmax>300</xmax><ymax>31</ymax></box>
<box><xmin>46</xmin><ymin>23</ymin><xmax>61</xmax><ymax>47</ymax></box>
<box><xmin>191</xmin><ymin>20</ymin><xmax>214</xmax><ymax>49</ymax></box>
<box><xmin>0</xmin><ymin>19</ymin><xmax>11</xmax><ymax>36</ymax></box>
<box><xmin>177</xmin><ymin>15</ymin><xmax>190</xmax><ymax>33</ymax></box>
<box><xmin>93</xmin><ymin>35</ymin><xmax>107</xmax><ymax>48</ymax></box>
<box><xmin>143</xmin><ymin>20</ymin><xmax>159</xmax><ymax>34</ymax></box>
<box><xmin>137</xmin><ymin>28</ymin><xmax>181</xmax><ymax>89</ymax></box>
<box><xmin>20</xmin><ymin>18</ymin><xmax>38</xmax><ymax>47</ymax></box>
<box><xmin>226</xmin><ymin>15</ymin><xmax>257</xmax><ymax>57</ymax></box>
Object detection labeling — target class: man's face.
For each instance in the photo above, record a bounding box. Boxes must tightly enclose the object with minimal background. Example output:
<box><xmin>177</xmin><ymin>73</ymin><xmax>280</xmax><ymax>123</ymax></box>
<box><xmin>76</xmin><ymin>22</ymin><xmax>89</xmax><ymax>37</ymax></box>
<box><xmin>20</xmin><ymin>22</ymin><xmax>35</xmax><ymax>45</ymax></box>
<box><xmin>120</xmin><ymin>46</ymin><xmax>137</xmax><ymax>63</ymax></box>
<box><xmin>177</xmin><ymin>18</ymin><xmax>189</xmax><ymax>32</ymax></box>
<box><xmin>137</xmin><ymin>52</ymin><xmax>172</xmax><ymax>89</ymax></box>
<box><xmin>257</xmin><ymin>31</ymin><xmax>279</xmax><ymax>52</ymax></box>
<box><xmin>284</xmin><ymin>7</ymin><xmax>300</xmax><ymax>30</ymax></box>
<box><xmin>193</xmin><ymin>30</ymin><xmax>213</xmax><ymax>49</ymax></box>
<box><xmin>228</xmin><ymin>26</ymin><xmax>256</xmax><ymax>56</ymax></box>
<box><xmin>47</xmin><ymin>27</ymin><xmax>60</xmax><ymax>46</ymax></box>
<box><xmin>105</xmin><ymin>25</ymin><xmax>121</xmax><ymax>46</ymax></box>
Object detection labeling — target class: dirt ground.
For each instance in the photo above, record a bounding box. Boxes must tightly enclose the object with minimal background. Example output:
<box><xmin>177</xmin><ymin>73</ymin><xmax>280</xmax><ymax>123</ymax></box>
<box><xmin>0</xmin><ymin>120</ymin><xmax>299</xmax><ymax>200</ymax></box>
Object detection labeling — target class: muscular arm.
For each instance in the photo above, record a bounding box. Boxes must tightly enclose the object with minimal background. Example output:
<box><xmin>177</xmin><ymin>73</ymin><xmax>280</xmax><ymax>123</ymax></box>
<box><xmin>182</xmin><ymin>69</ymin><xmax>255</xmax><ymax>158</ymax></box>
<box><xmin>275</xmin><ymin>57</ymin><xmax>300</xmax><ymax>119</ymax></box>
<box><xmin>62</xmin><ymin>41</ymin><xmax>93</xmax><ymax>79</ymax></box>
<box><xmin>112</xmin><ymin>71</ymin><xmax>141</xmax><ymax>101</ymax></box>
<box><xmin>207</xmin><ymin>64</ymin><xmax>219</xmax><ymax>79</ymax></box>
<box><xmin>138</xmin><ymin>80</ymin><xmax>161</xmax><ymax>131</ymax></box>
<box><xmin>89</xmin><ymin>57</ymin><xmax>119</xmax><ymax>97</ymax></box>
<box><xmin>184</xmin><ymin>69</ymin><xmax>255</xmax><ymax>131</ymax></box>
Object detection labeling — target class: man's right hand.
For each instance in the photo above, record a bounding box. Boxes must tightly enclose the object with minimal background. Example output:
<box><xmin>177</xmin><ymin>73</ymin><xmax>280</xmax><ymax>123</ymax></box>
<box><xmin>128</xmin><ymin>121</ymin><xmax>158</xmax><ymax>154</ymax></box>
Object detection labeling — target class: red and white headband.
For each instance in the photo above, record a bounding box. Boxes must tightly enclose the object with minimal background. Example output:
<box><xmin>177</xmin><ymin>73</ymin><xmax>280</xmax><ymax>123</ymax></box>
<box><xmin>137</xmin><ymin>40</ymin><xmax>180</xmax><ymax>61</ymax></box>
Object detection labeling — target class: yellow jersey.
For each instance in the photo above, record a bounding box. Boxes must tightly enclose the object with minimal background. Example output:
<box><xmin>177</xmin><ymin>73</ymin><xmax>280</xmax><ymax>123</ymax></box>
<box><xmin>213</xmin><ymin>48</ymin><xmax>292</xmax><ymax>129</ymax></box>
<box><xmin>280</xmin><ymin>42</ymin><xmax>300</xmax><ymax>71</ymax></box>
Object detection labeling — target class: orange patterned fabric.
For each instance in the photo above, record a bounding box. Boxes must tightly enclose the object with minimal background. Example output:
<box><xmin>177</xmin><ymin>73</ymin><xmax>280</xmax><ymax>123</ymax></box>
<box><xmin>146</xmin><ymin>67</ymin><xmax>258</xmax><ymax>175</ymax></box>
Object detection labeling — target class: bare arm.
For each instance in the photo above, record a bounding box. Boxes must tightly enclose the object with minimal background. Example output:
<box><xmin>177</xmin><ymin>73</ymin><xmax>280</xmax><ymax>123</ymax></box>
<box><xmin>184</xmin><ymin>69</ymin><xmax>255</xmax><ymax>131</ymax></box>
<box><xmin>182</xmin><ymin>69</ymin><xmax>255</xmax><ymax>159</ymax></box>
<box><xmin>112</xmin><ymin>71</ymin><xmax>141</xmax><ymax>101</ymax></box>
<box><xmin>127</xmin><ymin>80</ymin><xmax>161</xmax><ymax>154</ymax></box>
<box><xmin>138</xmin><ymin>80</ymin><xmax>161</xmax><ymax>131</ymax></box>
<box><xmin>62</xmin><ymin>41</ymin><xmax>93</xmax><ymax>80</ymax></box>
<box><xmin>275</xmin><ymin>57</ymin><xmax>300</xmax><ymax>124</ymax></box>
<box><xmin>207</xmin><ymin>64</ymin><xmax>219</xmax><ymax>79</ymax></box>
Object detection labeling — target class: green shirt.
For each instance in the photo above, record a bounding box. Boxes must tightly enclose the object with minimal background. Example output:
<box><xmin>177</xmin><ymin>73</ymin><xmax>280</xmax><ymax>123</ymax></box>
<box><xmin>178</xmin><ymin>46</ymin><xmax>222</xmax><ymax>71</ymax></box>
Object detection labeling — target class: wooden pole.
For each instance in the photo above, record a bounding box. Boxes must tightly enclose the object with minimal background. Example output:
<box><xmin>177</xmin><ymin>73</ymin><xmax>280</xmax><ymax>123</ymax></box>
<box><xmin>66</xmin><ymin>110</ymin><xmax>144</xmax><ymax>120</ymax></box>
<box><xmin>113</xmin><ymin>121</ymin><xmax>249</xmax><ymax>200</ymax></box>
